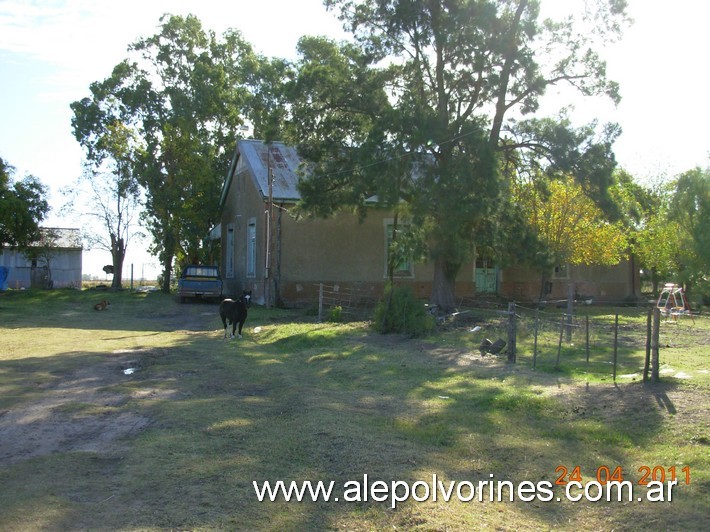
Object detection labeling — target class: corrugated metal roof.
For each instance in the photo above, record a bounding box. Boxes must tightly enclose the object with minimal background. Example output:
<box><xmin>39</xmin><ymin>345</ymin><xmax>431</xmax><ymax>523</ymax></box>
<box><xmin>0</xmin><ymin>227</ymin><xmax>82</xmax><ymax>250</ymax></box>
<box><xmin>238</xmin><ymin>140</ymin><xmax>302</xmax><ymax>201</ymax></box>
<box><xmin>39</xmin><ymin>228</ymin><xmax>82</xmax><ymax>249</ymax></box>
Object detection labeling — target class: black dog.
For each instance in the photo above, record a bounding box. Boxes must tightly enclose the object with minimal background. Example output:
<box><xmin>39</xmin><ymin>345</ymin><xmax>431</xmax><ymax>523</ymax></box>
<box><xmin>219</xmin><ymin>291</ymin><xmax>252</xmax><ymax>339</ymax></box>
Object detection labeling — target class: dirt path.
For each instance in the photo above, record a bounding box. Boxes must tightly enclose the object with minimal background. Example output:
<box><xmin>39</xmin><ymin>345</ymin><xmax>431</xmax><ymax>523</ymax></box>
<box><xmin>0</xmin><ymin>352</ymin><xmax>154</xmax><ymax>465</ymax></box>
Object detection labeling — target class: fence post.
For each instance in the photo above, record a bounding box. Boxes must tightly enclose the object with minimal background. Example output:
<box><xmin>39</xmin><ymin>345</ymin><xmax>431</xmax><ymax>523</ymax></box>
<box><xmin>585</xmin><ymin>314</ymin><xmax>590</xmax><ymax>363</ymax></box>
<box><xmin>566</xmin><ymin>283</ymin><xmax>574</xmax><ymax>342</ymax></box>
<box><xmin>643</xmin><ymin>307</ymin><xmax>652</xmax><ymax>382</ymax></box>
<box><xmin>612</xmin><ymin>313</ymin><xmax>619</xmax><ymax>382</ymax></box>
<box><xmin>651</xmin><ymin>307</ymin><xmax>661</xmax><ymax>382</ymax></box>
<box><xmin>556</xmin><ymin>316</ymin><xmax>564</xmax><ymax>368</ymax></box>
<box><xmin>318</xmin><ymin>283</ymin><xmax>324</xmax><ymax>322</ymax></box>
<box><xmin>533</xmin><ymin>308</ymin><xmax>539</xmax><ymax>369</ymax></box>
<box><xmin>507</xmin><ymin>302</ymin><xmax>516</xmax><ymax>363</ymax></box>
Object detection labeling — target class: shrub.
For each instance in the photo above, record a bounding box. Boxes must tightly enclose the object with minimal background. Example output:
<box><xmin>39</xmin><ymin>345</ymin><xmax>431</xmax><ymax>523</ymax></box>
<box><xmin>328</xmin><ymin>305</ymin><xmax>343</xmax><ymax>322</ymax></box>
<box><xmin>373</xmin><ymin>284</ymin><xmax>435</xmax><ymax>337</ymax></box>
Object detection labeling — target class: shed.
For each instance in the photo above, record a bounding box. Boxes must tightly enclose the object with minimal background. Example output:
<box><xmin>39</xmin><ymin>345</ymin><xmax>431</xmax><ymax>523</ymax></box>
<box><xmin>0</xmin><ymin>228</ymin><xmax>83</xmax><ymax>289</ymax></box>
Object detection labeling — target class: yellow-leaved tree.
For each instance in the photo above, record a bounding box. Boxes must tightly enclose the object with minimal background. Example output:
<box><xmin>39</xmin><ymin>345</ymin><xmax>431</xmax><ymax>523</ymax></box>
<box><xmin>517</xmin><ymin>175</ymin><xmax>628</xmax><ymax>297</ymax></box>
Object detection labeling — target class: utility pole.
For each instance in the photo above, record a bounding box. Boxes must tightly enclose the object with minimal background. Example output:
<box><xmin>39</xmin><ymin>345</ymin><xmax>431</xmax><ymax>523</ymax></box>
<box><xmin>265</xmin><ymin>164</ymin><xmax>274</xmax><ymax>308</ymax></box>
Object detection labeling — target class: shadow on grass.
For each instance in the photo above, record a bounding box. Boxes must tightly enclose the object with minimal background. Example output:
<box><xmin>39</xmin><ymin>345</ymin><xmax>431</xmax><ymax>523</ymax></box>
<box><xmin>0</xmin><ymin>288</ymin><xmax>223</xmax><ymax>333</ymax></box>
<box><xmin>0</xmin><ymin>290</ymin><xmax>707</xmax><ymax>530</ymax></box>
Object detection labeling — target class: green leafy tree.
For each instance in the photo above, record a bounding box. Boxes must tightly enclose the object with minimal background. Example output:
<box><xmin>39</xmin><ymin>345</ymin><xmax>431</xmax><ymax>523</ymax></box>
<box><xmin>0</xmin><ymin>157</ymin><xmax>50</xmax><ymax>250</ymax></box>
<box><xmin>634</xmin><ymin>208</ymin><xmax>679</xmax><ymax>294</ymax></box>
<box><xmin>290</xmin><ymin>0</ymin><xmax>629</xmax><ymax>310</ymax></box>
<box><xmin>71</xmin><ymin>15</ymin><xmax>259</xmax><ymax>291</ymax></box>
<box><xmin>606</xmin><ymin>169</ymin><xmax>667</xmax><ymax>295</ymax></box>
<box><xmin>669</xmin><ymin>167</ymin><xmax>709</xmax><ymax>300</ymax></box>
<box><xmin>631</xmin><ymin>168</ymin><xmax>709</xmax><ymax>301</ymax></box>
<box><xmin>608</xmin><ymin>169</ymin><xmax>656</xmax><ymax>227</ymax></box>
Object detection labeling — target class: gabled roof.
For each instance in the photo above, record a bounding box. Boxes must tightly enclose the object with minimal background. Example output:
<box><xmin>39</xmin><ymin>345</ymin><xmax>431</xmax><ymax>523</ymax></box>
<box><xmin>46</xmin><ymin>228</ymin><xmax>82</xmax><ymax>249</ymax></box>
<box><xmin>1</xmin><ymin>228</ymin><xmax>82</xmax><ymax>250</ymax></box>
<box><xmin>220</xmin><ymin>139</ymin><xmax>302</xmax><ymax>207</ymax></box>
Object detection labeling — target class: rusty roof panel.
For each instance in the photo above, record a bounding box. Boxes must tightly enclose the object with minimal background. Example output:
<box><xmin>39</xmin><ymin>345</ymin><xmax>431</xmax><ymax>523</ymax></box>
<box><xmin>238</xmin><ymin>140</ymin><xmax>302</xmax><ymax>201</ymax></box>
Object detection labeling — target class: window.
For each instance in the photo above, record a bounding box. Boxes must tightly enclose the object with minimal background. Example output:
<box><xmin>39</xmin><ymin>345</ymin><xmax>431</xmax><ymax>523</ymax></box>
<box><xmin>246</xmin><ymin>219</ymin><xmax>256</xmax><ymax>278</ymax></box>
<box><xmin>553</xmin><ymin>263</ymin><xmax>569</xmax><ymax>280</ymax></box>
<box><xmin>384</xmin><ymin>220</ymin><xmax>414</xmax><ymax>278</ymax></box>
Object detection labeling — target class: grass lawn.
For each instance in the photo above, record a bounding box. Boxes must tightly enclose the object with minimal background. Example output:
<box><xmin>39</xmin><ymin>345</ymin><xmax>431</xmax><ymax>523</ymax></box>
<box><xmin>0</xmin><ymin>288</ymin><xmax>707</xmax><ymax>530</ymax></box>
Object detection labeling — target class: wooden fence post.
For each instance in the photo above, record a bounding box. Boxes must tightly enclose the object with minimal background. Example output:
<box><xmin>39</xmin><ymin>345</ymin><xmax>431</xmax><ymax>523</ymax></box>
<box><xmin>612</xmin><ymin>313</ymin><xmax>619</xmax><ymax>381</ymax></box>
<box><xmin>651</xmin><ymin>307</ymin><xmax>661</xmax><ymax>382</ymax></box>
<box><xmin>643</xmin><ymin>307</ymin><xmax>652</xmax><ymax>382</ymax></box>
<box><xmin>556</xmin><ymin>317</ymin><xmax>564</xmax><ymax>368</ymax></box>
<box><xmin>566</xmin><ymin>283</ymin><xmax>574</xmax><ymax>342</ymax></box>
<box><xmin>507</xmin><ymin>302</ymin><xmax>516</xmax><ymax>363</ymax></box>
<box><xmin>533</xmin><ymin>308</ymin><xmax>539</xmax><ymax>369</ymax></box>
<box><xmin>318</xmin><ymin>283</ymin><xmax>324</xmax><ymax>322</ymax></box>
<box><xmin>585</xmin><ymin>314</ymin><xmax>590</xmax><ymax>363</ymax></box>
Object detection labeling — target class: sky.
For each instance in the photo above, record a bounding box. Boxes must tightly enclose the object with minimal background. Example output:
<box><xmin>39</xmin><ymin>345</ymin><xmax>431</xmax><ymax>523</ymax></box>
<box><xmin>1</xmin><ymin>0</ymin><xmax>708</xmax><ymax>279</ymax></box>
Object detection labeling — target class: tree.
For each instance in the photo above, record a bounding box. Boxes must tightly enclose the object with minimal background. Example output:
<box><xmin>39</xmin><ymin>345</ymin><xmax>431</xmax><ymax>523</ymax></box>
<box><xmin>516</xmin><ymin>174</ymin><xmax>628</xmax><ymax>298</ymax></box>
<box><xmin>668</xmin><ymin>167</ymin><xmax>709</xmax><ymax>299</ymax></box>
<box><xmin>607</xmin><ymin>169</ymin><xmax>668</xmax><ymax>295</ymax></box>
<box><xmin>71</xmin><ymin>15</ymin><xmax>258</xmax><ymax>292</ymax></box>
<box><xmin>66</xmin><ymin>118</ymin><xmax>143</xmax><ymax>289</ymax></box>
<box><xmin>0</xmin><ymin>156</ymin><xmax>50</xmax><ymax>250</ymax></box>
<box><xmin>634</xmin><ymin>208</ymin><xmax>679</xmax><ymax>294</ymax></box>
<box><xmin>289</xmin><ymin>0</ymin><xmax>629</xmax><ymax>310</ymax></box>
<box><xmin>631</xmin><ymin>168</ymin><xmax>709</xmax><ymax>301</ymax></box>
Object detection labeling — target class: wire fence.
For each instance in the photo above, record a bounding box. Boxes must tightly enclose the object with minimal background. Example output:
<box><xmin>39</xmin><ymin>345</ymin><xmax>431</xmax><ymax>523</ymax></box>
<box><xmin>446</xmin><ymin>299</ymin><xmax>708</xmax><ymax>382</ymax></box>
<box><xmin>316</xmin><ymin>283</ymin><xmax>376</xmax><ymax>321</ymax></box>
<box><xmin>313</xmin><ymin>285</ymin><xmax>706</xmax><ymax>381</ymax></box>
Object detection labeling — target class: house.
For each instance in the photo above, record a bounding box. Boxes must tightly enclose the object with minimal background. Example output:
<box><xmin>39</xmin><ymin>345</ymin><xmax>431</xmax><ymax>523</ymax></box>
<box><xmin>0</xmin><ymin>228</ymin><xmax>83</xmax><ymax>289</ymax></box>
<box><xmin>217</xmin><ymin>139</ymin><xmax>639</xmax><ymax>307</ymax></box>
<box><xmin>501</xmin><ymin>261</ymin><xmax>640</xmax><ymax>304</ymax></box>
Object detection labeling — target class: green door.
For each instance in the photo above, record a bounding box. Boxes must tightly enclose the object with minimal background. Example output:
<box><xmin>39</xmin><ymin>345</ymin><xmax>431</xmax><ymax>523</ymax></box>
<box><xmin>475</xmin><ymin>259</ymin><xmax>498</xmax><ymax>294</ymax></box>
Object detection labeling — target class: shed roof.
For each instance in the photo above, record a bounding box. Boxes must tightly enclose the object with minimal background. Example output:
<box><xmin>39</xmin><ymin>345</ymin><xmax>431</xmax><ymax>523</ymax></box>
<box><xmin>1</xmin><ymin>228</ymin><xmax>82</xmax><ymax>250</ymax></box>
<box><xmin>48</xmin><ymin>228</ymin><xmax>82</xmax><ymax>249</ymax></box>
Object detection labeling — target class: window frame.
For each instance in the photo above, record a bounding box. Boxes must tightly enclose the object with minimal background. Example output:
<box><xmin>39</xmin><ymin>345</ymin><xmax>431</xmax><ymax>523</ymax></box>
<box><xmin>383</xmin><ymin>219</ymin><xmax>415</xmax><ymax>279</ymax></box>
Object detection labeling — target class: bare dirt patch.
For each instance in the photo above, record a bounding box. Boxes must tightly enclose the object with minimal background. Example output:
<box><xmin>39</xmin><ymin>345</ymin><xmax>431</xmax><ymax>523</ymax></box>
<box><xmin>0</xmin><ymin>352</ymin><xmax>154</xmax><ymax>465</ymax></box>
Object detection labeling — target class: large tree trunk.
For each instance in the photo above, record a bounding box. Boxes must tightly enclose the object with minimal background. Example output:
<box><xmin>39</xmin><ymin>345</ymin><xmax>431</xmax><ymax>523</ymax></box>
<box><xmin>110</xmin><ymin>234</ymin><xmax>125</xmax><ymax>290</ymax></box>
<box><xmin>430</xmin><ymin>258</ymin><xmax>459</xmax><ymax>312</ymax></box>
<box><xmin>159</xmin><ymin>233</ymin><xmax>176</xmax><ymax>293</ymax></box>
<box><xmin>161</xmin><ymin>260</ymin><xmax>172</xmax><ymax>293</ymax></box>
<box><xmin>111</xmin><ymin>255</ymin><xmax>124</xmax><ymax>289</ymax></box>
<box><xmin>650</xmin><ymin>268</ymin><xmax>660</xmax><ymax>296</ymax></box>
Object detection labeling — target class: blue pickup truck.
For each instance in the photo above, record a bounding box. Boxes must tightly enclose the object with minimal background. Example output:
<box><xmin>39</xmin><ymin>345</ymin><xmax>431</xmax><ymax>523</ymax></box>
<box><xmin>177</xmin><ymin>265</ymin><xmax>223</xmax><ymax>303</ymax></box>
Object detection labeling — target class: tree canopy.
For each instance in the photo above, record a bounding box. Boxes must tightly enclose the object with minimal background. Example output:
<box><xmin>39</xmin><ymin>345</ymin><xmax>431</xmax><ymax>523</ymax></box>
<box><xmin>619</xmin><ymin>166</ymin><xmax>709</xmax><ymax>301</ymax></box>
<box><xmin>63</xmin><ymin>120</ymin><xmax>143</xmax><ymax>289</ymax></box>
<box><xmin>64</xmin><ymin>5</ymin><xmax>708</xmax><ymax>306</ymax></box>
<box><xmin>0</xmin><ymin>157</ymin><xmax>50</xmax><ymax>250</ymax></box>
<box><xmin>71</xmin><ymin>14</ymin><xmax>264</xmax><ymax>291</ymax></box>
<box><xmin>667</xmin><ymin>167</ymin><xmax>709</xmax><ymax>298</ymax></box>
<box><xmin>288</xmin><ymin>0</ymin><xmax>630</xmax><ymax>309</ymax></box>
<box><xmin>518</xmin><ymin>175</ymin><xmax>628</xmax><ymax>266</ymax></box>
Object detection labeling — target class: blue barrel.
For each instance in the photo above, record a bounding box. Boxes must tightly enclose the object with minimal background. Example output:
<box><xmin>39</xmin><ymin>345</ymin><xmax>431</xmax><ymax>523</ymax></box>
<box><xmin>0</xmin><ymin>266</ymin><xmax>8</xmax><ymax>290</ymax></box>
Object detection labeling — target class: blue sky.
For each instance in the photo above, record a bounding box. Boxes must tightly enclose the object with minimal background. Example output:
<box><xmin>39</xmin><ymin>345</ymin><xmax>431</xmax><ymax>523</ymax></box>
<box><xmin>1</xmin><ymin>0</ymin><xmax>708</xmax><ymax>277</ymax></box>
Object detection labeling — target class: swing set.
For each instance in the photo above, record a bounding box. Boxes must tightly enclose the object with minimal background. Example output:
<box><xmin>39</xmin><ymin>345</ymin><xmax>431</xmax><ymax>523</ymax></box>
<box><xmin>656</xmin><ymin>283</ymin><xmax>694</xmax><ymax>323</ymax></box>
